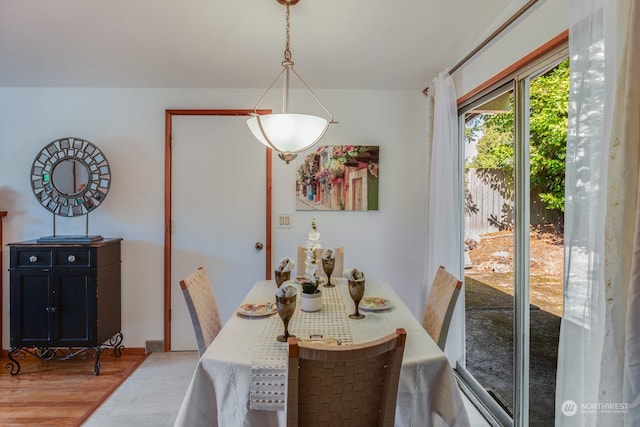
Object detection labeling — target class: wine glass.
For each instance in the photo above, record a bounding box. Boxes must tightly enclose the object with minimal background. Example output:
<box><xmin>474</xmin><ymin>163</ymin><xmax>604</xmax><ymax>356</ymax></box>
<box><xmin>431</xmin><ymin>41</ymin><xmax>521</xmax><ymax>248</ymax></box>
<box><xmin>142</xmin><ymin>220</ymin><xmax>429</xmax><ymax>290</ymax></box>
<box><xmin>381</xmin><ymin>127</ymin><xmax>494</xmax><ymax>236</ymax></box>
<box><xmin>276</xmin><ymin>294</ymin><xmax>297</xmax><ymax>342</ymax></box>
<box><xmin>348</xmin><ymin>279</ymin><xmax>365</xmax><ymax>319</ymax></box>
<box><xmin>274</xmin><ymin>270</ymin><xmax>291</xmax><ymax>288</ymax></box>
<box><xmin>321</xmin><ymin>258</ymin><xmax>335</xmax><ymax>287</ymax></box>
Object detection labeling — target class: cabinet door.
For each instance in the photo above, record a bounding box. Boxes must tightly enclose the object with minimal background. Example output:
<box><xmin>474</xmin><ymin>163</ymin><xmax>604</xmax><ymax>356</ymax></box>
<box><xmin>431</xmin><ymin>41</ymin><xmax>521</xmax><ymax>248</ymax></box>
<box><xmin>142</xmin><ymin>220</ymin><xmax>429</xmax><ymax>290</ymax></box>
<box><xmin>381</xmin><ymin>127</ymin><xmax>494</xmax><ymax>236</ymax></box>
<box><xmin>54</xmin><ymin>271</ymin><xmax>96</xmax><ymax>346</ymax></box>
<box><xmin>10</xmin><ymin>271</ymin><xmax>53</xmax><ymax>346</ymax></box>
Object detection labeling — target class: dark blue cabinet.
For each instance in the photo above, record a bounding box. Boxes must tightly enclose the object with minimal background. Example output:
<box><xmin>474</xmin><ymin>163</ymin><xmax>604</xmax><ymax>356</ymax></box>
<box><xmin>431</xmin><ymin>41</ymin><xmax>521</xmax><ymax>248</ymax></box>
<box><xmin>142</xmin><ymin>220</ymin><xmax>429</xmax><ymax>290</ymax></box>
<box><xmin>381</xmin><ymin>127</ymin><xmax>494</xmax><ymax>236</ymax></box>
<box><xmin>7</xmin><ymin>238</ymin><xmax>122</xmax><ymax>375</ymax></box>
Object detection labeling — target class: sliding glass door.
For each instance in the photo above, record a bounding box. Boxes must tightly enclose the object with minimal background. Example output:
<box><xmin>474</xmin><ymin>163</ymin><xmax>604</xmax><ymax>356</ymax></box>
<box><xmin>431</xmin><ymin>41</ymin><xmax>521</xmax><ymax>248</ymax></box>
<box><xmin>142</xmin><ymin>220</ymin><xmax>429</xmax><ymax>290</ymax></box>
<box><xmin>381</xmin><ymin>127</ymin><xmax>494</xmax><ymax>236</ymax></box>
<box><xmin>525</xmin><ymin>58</ymin><xmax>568</xmax><ymax>427</ymax></box>
<box><xmin>458</xmin><ymin>54</ymin><xmax>568</xmax><ymax>426</ymax></box>
<box><xmin>463</xmin><ymin>87</ymin><xmax>516</xmax><ymax>422</ymax></box>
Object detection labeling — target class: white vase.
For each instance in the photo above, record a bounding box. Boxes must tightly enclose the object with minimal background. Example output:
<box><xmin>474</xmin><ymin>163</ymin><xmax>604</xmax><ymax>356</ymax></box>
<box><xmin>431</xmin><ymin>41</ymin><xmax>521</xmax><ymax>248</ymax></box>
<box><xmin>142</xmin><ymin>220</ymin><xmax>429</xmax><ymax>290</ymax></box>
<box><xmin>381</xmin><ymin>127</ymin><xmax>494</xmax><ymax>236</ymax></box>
<box><xmin>300</xmin><ymin>290</ymin><xmax>322</xmax><ymax>312</ymax></box>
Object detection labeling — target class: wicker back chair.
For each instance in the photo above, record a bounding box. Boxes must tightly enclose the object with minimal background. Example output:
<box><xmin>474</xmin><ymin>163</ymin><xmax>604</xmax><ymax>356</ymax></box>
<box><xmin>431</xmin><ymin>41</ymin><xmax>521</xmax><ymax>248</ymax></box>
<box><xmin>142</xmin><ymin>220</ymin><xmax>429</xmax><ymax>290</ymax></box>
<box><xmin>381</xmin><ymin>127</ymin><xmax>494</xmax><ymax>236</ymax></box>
<box><xmin>287</xmin><ymin>328</ymin><xmax>407</xmax><ymax>427</ymax></box>
<box><xmin>179</xmin><ymin>266</ymin><xmax>222</xmax><ymax>356</ymax></box>
<box><xmin>296</xmin><ymin>246</ymin><xmax>344</xmax><ymax>279</ymax></box>
<box><xmin>422</xmin><ymin>265</ymin><xmax>463</xmax><ymax>350</ymax></box>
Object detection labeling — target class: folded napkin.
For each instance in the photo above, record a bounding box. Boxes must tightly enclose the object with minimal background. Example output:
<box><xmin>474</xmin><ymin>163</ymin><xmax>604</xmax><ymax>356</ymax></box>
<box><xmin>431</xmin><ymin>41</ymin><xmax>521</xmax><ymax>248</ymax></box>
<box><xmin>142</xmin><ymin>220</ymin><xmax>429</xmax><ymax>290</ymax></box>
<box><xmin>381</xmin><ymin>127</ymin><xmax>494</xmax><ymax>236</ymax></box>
<box><xmin>298</xmin><ymin>336</ymin><xmax>342</xmax><ymax>346</ymax></box>
<box><xmin>344</xmin><ymin>268</ymin><xmax>365</xmax><ymax>281</ymax></box>
<box><xmin>322</xmin><ymin>248</ymin><xmax>336</xmax><ymax>260</ymax></box>
<box><xmin>276</xmin><ymin>283</ymin><xmax>297</xmax><ymax>298</ymax></box>
<box><xmin>276</xmin><ymin>257</ymin><xmax>295</xmax><ymax>273</ymax></box>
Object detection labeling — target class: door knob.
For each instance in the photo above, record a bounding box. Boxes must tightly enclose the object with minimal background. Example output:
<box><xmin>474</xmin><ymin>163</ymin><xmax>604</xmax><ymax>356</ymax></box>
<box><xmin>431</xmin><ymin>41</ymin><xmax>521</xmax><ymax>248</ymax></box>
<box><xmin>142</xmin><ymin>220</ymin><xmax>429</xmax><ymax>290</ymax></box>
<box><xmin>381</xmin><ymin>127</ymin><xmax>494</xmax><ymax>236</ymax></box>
<box><xmin>255</xmin><ymin>242</ymin><xmax>264</xmax><ymax>251</ymax></box>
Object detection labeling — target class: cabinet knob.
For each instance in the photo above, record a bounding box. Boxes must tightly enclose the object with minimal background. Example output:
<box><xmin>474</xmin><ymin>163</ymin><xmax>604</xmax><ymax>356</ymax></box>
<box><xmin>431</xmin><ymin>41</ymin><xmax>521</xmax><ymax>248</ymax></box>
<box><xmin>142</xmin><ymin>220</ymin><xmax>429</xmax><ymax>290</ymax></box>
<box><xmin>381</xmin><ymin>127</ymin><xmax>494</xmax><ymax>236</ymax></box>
<box><xmin>29</xmin><ymin>255</ymin><xmax>38</xmax><ymax>263</ymax></box>
<box><xmin>67</xmin><ymin>255</ymin><xmax>76</xmax><ymax>263</ymax></box>
<box><xmin>45</xmin><ymin>306</ymin><xmax>57</xmax><ymax>313</ymax></box>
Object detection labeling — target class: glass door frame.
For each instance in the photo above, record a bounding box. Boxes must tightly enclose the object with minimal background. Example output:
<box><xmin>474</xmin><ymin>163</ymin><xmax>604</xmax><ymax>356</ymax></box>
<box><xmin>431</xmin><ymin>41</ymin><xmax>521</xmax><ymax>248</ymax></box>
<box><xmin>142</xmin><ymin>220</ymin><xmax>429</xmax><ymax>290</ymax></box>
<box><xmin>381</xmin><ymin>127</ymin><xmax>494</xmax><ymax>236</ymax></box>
<box><xmin>455</xmin><ymin>46</ymin><xmax>568</xmax><ymax>427</ymax></box>
<box><xmin>457</xmin><ymin>82</ymin><xmax>517</xmax><ymax>427</ymax></box>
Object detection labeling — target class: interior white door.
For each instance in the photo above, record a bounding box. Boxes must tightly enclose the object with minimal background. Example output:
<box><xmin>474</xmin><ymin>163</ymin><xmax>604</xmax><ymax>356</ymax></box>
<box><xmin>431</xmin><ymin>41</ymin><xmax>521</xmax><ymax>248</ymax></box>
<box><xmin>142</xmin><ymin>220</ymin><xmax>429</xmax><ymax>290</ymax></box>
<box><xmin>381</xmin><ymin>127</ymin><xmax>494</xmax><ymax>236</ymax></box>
<box><xmin>171</xmin><ymin>115</ymin><xmax>266</xmax><ymax>351</ymax></box>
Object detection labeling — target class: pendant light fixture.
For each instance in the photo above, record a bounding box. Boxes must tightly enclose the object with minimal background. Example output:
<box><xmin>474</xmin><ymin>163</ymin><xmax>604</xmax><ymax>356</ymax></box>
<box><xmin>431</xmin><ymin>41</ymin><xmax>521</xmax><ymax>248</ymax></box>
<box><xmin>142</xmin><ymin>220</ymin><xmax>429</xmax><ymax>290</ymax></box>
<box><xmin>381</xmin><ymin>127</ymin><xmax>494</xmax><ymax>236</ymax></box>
<box><xmin>247</xmin><ymin>0</ymin><xmax>336</xmax><ymax>164</ymax></box>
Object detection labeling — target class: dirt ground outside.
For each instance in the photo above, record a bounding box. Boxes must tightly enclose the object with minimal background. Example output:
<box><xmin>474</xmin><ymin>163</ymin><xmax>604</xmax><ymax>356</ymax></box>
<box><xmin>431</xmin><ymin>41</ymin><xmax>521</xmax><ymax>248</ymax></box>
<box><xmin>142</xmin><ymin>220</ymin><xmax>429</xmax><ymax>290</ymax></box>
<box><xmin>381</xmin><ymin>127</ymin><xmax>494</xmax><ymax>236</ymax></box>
<box><xmin>464</xmin><ymin>224</ymin><xmax>563</xmax><ymax>426</ymax></box>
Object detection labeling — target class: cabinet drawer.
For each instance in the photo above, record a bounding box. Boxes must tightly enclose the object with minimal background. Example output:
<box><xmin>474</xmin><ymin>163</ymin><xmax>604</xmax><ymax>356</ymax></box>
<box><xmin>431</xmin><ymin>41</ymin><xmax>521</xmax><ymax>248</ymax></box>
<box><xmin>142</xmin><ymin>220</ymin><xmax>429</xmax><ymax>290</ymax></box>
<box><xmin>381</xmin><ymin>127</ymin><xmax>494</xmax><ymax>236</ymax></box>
<box><xmin>54</xmin><ymin>249</ymin><xmax>92</xmax><ymax>268</ymax></box>
<box><xmin>13</xmin><ymin>249</ymin><xmax>52</xmax><ymax>268</ymax></box>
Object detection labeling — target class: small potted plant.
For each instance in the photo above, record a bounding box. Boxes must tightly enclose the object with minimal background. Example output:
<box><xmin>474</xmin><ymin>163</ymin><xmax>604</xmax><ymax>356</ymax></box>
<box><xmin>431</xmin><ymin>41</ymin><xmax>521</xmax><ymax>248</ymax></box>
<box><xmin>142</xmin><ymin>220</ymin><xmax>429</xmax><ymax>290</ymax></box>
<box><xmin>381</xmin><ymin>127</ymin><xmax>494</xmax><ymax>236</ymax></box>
<box><xmin>300</xmin><ymin>279</ymin><xmax>322</xmax><ymax>312</ymax></box>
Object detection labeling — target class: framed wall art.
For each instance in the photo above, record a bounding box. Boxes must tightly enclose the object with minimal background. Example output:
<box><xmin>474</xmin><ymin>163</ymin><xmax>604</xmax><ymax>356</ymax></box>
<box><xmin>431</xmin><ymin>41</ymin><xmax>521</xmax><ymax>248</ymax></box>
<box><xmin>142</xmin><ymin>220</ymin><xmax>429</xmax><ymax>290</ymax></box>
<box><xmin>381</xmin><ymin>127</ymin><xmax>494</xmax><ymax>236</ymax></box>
<box><xmin>296</xmin><ymin>145</ymin><xmax>379</xmax><ymax>211</ymax></box>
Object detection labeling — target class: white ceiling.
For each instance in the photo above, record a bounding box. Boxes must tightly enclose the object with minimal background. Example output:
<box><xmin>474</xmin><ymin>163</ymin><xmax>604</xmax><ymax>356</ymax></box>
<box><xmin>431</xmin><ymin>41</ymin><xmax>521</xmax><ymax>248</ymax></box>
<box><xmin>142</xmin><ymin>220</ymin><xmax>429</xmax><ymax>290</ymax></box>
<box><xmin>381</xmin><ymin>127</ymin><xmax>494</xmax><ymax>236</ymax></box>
<box><xmin>0</xmin><ymin>0</ymin><xmax>519</xmax><ymax>90</ymax></box>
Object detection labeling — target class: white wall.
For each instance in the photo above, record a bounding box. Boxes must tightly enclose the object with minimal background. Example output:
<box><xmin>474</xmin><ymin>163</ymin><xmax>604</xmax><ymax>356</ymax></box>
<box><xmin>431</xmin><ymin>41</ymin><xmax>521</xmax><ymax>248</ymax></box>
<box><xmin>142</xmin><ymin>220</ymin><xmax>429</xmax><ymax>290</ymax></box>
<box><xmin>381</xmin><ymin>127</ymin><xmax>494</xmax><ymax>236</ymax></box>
<box><xmin>0</xmin><ymin>0</ymin><xmax>572</xmax><ymax>351</ymax></box>
<box><xmin>452</xmin><ymin>0</ymin><xmax>569</xmax><ymax>97</ymax></box>
<box><xmin>0</xmin><ymin>87</ymin><xmax>428</xmax><ymax>349</ymax></box>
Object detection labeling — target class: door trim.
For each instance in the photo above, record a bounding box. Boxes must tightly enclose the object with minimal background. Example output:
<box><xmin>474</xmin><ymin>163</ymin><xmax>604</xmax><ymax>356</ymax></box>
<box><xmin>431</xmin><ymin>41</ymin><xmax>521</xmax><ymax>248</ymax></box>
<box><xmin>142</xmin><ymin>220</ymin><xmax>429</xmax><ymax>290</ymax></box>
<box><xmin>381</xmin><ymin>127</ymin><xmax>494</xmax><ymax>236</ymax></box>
<box><xmin>164</xmin><ymin>109</ymin><xmax>272</xmax><ymax>351</ymax></box>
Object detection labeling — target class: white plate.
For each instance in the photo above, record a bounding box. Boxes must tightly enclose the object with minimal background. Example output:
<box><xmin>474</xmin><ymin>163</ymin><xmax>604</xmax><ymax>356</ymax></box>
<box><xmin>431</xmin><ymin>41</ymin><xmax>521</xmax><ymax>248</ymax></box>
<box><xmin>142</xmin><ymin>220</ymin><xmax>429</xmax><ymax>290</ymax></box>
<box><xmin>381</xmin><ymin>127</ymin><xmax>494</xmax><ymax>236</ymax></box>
<box><xmin>359</xmin><ymin>297</ymin><xmax>392</xmax><ymax>311</ymax></box>
<box><xmin>237</xmin><ymin>303</ymin><xmax>277</xmax><ymax>317</ymax></box>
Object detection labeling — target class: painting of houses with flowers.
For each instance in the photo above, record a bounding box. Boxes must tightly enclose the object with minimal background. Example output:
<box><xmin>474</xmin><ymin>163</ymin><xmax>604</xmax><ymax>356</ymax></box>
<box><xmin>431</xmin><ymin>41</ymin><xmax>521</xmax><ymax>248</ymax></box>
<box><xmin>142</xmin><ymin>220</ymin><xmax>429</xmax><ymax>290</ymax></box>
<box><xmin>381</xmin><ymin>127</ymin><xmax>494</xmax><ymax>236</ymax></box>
<box><xmin>296</xmin><ymin>145</ymin><xmax>379</xmax><ymax>211</ymax></box>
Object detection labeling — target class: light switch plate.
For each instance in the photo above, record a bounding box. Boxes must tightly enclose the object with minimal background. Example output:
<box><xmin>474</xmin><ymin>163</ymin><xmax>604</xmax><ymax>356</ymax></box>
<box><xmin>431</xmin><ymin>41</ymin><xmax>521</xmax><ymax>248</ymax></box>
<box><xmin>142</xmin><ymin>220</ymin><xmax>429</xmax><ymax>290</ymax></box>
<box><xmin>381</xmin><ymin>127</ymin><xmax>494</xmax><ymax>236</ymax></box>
<box><xmin>277</xmin><ymin>213</ymin><xmax>293</xmax><ymax>229</ymax></box>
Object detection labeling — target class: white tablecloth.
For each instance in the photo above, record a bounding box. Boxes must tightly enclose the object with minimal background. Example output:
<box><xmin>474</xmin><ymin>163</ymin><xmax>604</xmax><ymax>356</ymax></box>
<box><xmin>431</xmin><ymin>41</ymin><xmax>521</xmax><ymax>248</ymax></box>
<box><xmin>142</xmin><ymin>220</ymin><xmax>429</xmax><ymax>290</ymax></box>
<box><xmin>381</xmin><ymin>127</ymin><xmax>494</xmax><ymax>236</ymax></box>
<box><xmin>175</xmin><ymin>279</ymin><xmax>470</xmax><ymax>427</ymax></box>
<box><xmin>249</xmin><ymin>284</ymin><xmax>354</xmax><ymax>410</ymax></box>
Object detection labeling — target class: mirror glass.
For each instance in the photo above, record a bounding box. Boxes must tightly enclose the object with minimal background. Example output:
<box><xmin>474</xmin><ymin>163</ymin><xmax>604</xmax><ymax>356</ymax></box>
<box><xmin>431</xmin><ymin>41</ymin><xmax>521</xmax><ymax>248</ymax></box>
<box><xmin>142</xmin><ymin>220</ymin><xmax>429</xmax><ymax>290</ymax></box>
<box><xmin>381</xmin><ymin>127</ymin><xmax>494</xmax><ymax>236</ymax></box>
<box><xmin>31</xmin><ymin>137</ymin><xmax>111</xmax><ymax>217</ymax></box>
<box><xmin>51</xmin><ymin>159</ymin><xmax>90</xmax><ymax>196</ymax></box>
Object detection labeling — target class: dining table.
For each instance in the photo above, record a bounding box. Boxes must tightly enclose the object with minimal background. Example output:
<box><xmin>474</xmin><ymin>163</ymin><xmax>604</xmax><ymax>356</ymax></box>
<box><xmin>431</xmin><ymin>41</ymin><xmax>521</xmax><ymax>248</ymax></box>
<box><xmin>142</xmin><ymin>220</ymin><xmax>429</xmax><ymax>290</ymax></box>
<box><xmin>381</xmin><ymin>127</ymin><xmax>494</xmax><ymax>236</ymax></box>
<box><xmin>175</xmin><ymin>278</ymin><xmax>471</xmax><ymax>427</ymax></box>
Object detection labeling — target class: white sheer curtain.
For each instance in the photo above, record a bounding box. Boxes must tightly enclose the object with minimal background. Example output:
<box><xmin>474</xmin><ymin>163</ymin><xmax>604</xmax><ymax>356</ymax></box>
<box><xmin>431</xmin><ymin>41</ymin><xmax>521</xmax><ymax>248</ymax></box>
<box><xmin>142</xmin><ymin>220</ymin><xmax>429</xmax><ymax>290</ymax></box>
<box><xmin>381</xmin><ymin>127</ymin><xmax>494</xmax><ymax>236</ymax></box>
<box><xmin>611</xmin><ymin>1</ymin><xmax>640</xmax><ymax>423</ymax></box>
<box><xmin>556</xmin><ymin>0</ymin><xmax>639</xmax><ymax>425</ymax></box>
<box><xmin>423</xmin><ymin>71</ymin><xmax>462</xmax><ymax>362</ymax></box>
<box><xmin>555</xmin><ymin>1</ymin><xmax>611</xmax><ymax>424</ymax></box>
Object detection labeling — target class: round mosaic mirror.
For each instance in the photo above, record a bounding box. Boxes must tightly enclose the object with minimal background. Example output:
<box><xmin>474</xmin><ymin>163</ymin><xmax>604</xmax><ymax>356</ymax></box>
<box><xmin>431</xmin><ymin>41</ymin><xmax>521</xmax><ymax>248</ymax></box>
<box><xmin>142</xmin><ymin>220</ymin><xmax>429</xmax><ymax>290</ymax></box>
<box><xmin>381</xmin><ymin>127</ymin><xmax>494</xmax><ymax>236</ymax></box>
<box><xmin>31</xmin><ymin>137</ymin><xmax>111</xmax><ymax>217</ymax></box>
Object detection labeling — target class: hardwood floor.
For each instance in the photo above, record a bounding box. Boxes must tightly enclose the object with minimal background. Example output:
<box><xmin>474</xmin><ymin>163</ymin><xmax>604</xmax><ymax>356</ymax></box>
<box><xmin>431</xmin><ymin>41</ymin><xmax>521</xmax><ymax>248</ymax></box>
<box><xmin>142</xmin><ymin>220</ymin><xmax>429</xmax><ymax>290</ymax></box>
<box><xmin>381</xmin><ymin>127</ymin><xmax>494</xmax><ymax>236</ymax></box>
<box><xmin>0</xmin><ymin>350</ymin><xmax>148</xmax><ymax>426</ymax></box>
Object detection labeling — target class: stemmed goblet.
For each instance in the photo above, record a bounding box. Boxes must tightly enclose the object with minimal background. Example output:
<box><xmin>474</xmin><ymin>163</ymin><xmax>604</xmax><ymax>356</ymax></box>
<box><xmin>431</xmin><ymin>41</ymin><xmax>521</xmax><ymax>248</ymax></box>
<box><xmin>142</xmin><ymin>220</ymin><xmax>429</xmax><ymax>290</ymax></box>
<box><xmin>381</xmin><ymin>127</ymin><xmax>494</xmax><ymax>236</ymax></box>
<box><xmin>348</xmin><ymin>279</ymin><xmax>366</xmax><ymax>319</ymax></box>
<box><xmin>276</xmin><ymin>294</ymin><xmax>297</xmax><ymax>342</ymax></box>
<box><xmin>274</xmin><ymin>270</ymin><xmax>291</xmax><ymax>288</ymax></box>
<box><xmin>322</xmin><ymin>257</ymin><xmax>335</xmax><ymax>287</ymax></box>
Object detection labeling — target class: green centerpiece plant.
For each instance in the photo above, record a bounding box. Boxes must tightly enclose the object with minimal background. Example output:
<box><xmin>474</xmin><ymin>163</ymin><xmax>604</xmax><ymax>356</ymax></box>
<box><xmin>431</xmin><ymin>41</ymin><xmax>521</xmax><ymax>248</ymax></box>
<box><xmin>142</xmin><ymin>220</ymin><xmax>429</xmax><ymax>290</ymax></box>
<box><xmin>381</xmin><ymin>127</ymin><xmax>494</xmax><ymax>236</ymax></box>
<box><xmin>301</xmin><ymin>281</ymin><xmax>320</xmax><ymax>295</ymax></box>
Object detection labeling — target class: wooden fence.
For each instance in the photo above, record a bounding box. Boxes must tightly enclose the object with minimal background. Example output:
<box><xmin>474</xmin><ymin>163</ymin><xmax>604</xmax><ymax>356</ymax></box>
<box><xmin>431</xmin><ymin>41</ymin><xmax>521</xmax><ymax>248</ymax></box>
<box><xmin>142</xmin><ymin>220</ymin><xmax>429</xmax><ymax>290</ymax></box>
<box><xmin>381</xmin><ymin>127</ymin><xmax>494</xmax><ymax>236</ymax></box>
<box><xmin>465</xmin><ymin>168</ymin><xmax>561</xmax><ymax>236</ymax></box>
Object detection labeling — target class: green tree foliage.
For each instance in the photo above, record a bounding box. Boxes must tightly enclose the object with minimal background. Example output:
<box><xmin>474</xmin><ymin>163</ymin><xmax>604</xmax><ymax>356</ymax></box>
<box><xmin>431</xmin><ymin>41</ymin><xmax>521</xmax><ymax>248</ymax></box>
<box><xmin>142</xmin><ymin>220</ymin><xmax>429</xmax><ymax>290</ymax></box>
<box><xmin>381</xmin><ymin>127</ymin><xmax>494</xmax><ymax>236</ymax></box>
<box><xmin>468</xmin><ymin>59</ymin><xmax>569</xmax><ymax>212</ymax></box>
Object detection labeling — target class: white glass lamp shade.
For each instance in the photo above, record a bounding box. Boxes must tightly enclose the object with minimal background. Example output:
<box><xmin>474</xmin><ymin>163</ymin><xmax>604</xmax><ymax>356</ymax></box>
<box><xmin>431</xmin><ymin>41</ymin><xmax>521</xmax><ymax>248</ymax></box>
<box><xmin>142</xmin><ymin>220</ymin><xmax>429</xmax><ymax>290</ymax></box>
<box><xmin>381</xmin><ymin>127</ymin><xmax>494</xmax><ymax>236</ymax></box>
<box><xmin>247</xmin><ymin>113</ymin><xmax>329</xmax><ymax>153</ymax></box>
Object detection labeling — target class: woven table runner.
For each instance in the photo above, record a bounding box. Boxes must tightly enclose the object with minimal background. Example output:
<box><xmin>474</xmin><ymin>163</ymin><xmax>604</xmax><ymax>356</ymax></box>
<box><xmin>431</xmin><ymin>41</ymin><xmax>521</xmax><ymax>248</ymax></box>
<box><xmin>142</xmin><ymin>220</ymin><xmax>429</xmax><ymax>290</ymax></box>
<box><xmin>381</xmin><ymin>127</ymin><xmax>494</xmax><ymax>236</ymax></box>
<box><xmin>250</xmin><ymin>285</ymin><xmax>354</xmax><ymax>411</ymax></box>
